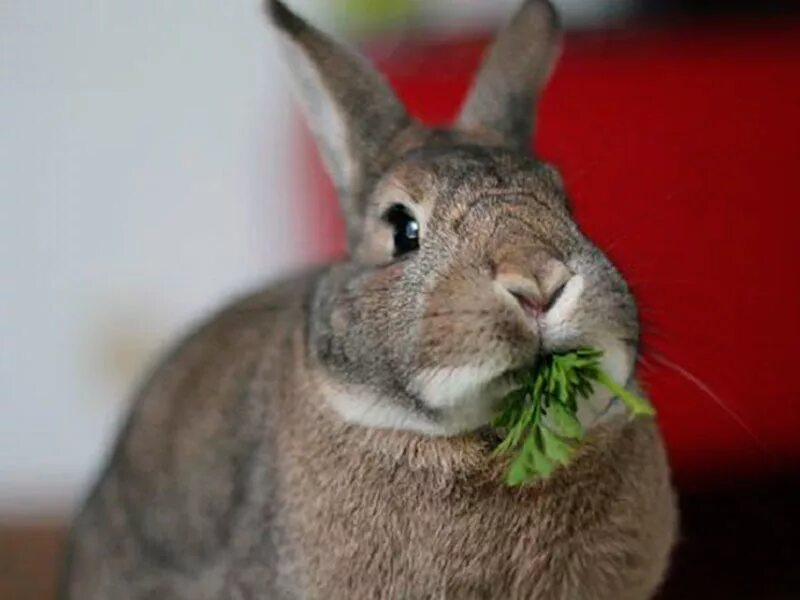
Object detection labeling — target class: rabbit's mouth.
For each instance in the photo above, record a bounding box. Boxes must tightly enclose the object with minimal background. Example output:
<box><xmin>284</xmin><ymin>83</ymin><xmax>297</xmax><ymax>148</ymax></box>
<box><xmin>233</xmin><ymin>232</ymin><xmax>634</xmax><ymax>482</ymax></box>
<box><xmin>410</xmin><ymin>335</ymin><xmax>636</xmax><ymax>435</ymax></box>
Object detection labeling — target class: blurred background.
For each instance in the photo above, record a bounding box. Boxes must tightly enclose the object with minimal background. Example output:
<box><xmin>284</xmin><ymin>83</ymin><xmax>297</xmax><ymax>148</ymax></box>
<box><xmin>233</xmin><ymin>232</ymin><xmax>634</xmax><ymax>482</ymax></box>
<box><xmin>2</xmin><ymin>0</ymin><xmax>799</xmax><ymax>598</ymax></box>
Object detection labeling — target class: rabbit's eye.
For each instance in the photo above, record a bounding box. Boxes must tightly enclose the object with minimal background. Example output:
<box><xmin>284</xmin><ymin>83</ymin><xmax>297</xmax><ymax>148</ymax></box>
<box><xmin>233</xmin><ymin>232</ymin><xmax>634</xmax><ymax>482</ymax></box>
<box><xmin>384</xmin><ymin>204</ymin><xmax>420</xmax><ymax>256</ymax></box>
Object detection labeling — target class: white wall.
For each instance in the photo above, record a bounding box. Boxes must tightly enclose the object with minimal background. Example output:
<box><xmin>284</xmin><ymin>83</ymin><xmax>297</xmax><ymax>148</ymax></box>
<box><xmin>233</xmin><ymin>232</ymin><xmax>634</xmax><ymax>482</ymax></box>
<box><xmin>0</xmin><ymin>1</ymin><xmax>323</xmax><ymax>517</ymax></box>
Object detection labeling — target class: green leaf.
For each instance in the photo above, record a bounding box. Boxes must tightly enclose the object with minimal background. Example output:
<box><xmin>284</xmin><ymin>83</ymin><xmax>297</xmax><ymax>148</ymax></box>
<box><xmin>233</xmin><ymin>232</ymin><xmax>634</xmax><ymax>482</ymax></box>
<box><xmin>505</xmin><ymin>454</ymin><xmax>532</xmax><ymax>486</ymax></box>
<box><xmin>491</xmin><ymin>346</ymin><xmax>656</xmax><ymax>486</ymax></box>
<box><xmin>595</xmin><ymin>370</ymin><xmax>655</xmax><ymax>417</ymax></box>
<box><xmin>492</xmin><ymin>390</ymin><xmax>524</xmax><ymax>428</ymax></box>
<box><xmin>530</xmin><ymin>445</ymin><xmax>555</xmax><ymax>478</ymax></box>
<box><xmin>524</xmin><ymin>433</ymin><xmax>555</xmax><ymax>479</ymax></box>
<box><xmin>533</xmin><ymin>372</ymin><xmax>544</xmax><ymax>399</ymax></box>
<box><xmin>549</xmin><ymin>402</ymin><xmax>583</xmax><ymax>439</ymax></box>
<box><xmin>555</xmin><ymin>368</ymin><xmax>568</xmax><ymax>404</ymax></box>
<box><xmin>575</xmin><ymin>378</ymin><xmax>594</xmax><ymax>400</ymax></box>
<box><xmin>541</xmin><ymin>427</ymin><xmax>575</xmax><ymax>466</ymax></box>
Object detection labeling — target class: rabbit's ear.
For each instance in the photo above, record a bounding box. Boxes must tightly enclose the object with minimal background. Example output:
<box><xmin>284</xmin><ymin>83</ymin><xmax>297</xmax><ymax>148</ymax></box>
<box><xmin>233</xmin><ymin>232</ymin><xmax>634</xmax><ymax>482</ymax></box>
<box><xmin>456</xmin><ymin>0</ymin><xmax>561</xmax><ymax>151</ymax></box>
<box><xmin>268</xmin><ymin>1</ymin><xmax>410</xmax><ymax>227</ymax></box>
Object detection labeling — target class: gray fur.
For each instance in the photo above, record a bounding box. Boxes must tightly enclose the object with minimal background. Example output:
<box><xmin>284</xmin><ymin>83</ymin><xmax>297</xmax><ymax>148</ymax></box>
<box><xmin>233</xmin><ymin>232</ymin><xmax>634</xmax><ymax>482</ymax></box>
<box><xmin>61</xmin><ymin>1</ymin><xmax>677</xmax><ymax>598</ymax></box>
<box><xmin>457</xmin><ymin>0</ymin><xmax>561</xmax><ymax>149</ymax></box>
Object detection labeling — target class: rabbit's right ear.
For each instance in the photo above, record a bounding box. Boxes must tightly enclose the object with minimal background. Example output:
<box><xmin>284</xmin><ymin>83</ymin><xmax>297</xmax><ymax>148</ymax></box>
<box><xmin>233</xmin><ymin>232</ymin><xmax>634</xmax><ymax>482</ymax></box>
<box><xmin>267</xmin><ymin>1</ymin><xmax>411</xmax><ymax>241</ymax></box>
<box><xmin>456</xmin><ymin>0</ymin><xmax>561</xmax><ymax>151</ymax></box>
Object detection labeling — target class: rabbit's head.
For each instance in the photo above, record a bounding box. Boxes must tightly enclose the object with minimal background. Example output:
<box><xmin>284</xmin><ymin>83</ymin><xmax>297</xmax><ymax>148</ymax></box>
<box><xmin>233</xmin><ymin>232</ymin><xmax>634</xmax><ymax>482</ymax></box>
<box><xmin>270</xmin><ymin>0</ymin><xmax>639</xmax><ymax>435</ymax></box>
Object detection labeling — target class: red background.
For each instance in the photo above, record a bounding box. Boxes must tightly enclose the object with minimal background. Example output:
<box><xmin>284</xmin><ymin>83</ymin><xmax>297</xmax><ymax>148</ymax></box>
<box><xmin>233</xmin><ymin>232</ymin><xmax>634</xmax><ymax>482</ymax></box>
<box><xmin>297</xmin><ymin>19</ymin><xmax>800</xmax><ymax>487</ymax></box>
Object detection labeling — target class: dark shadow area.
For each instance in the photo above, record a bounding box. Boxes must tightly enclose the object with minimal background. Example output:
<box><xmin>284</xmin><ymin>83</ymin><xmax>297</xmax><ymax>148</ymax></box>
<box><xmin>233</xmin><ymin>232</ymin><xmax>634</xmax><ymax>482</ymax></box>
<box><xmin>644</xmin><ymin>0</ymin><xmax>800</xmax><ymax>17</ymax></box>
<box><xmin>659</xmin><ymin>471</ymin><xmax>800</xmax><ymax>599</ymax></box>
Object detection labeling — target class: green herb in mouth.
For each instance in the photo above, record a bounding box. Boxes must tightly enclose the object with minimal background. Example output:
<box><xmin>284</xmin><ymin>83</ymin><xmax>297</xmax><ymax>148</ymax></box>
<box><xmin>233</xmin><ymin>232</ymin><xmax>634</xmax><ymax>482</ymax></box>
<box><xmin>492</xmin><ymin>348</ymin><xmax>655</xmax><ymax>486</ymax></box>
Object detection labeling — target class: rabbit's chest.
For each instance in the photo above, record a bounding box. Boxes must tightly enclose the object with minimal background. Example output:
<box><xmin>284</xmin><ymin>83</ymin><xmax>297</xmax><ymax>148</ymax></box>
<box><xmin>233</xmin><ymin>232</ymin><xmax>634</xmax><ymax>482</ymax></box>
<box><xmin>287</xmin><ymin>466</ymin><xmax>622</xmax><ymax>598</ymax></box>
<box><xmin>278</xmin><ymin>417</ymin><xmax>675</xmax><ymax>599</ymax></box>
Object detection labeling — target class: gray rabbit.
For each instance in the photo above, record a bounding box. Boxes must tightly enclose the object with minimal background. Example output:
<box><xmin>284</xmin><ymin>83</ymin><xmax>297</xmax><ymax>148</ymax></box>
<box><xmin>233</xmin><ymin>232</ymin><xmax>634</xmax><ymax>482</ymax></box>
<box><xmin>61</xmin><ymin>1</ymin><xmax>677</xmax><ymax>598</ymax></box>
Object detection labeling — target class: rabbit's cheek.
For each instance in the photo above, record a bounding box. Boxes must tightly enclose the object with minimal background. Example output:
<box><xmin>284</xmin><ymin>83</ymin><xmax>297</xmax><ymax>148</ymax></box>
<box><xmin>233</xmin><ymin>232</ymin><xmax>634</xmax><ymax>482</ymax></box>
<box><xmin>410</xmin><ymin>363</ymin><xmax>514</xmax><ymax>433</ymax></box>
<box><xmin>574</xmin><ymin>338</ymin><xmax>637</xmax><ymax>430</ymax></box>
<box><xmin>318</xmin><ymin>373</ymin><xmax>444</xmax><ymax>435</ymax></box>
<box><xmin>412</xmin><ymin>363</ymin><xmax>504</xmax><ymax>407</ymax></box>
<box><xmin>329</xmin><ymin>303</ymin><xmax>349</xmax><ymax>336</ymax></box>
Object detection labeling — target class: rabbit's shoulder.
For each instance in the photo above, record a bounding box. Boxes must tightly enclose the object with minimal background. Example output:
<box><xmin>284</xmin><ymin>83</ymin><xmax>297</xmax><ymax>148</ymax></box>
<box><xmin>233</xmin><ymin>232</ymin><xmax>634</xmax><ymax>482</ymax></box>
<box><xmin>70</xmin><ymin>270</ymin><xmax>321</xmax><ymax>580</ymax></box>
<box><xmin>126</xmin><ymin>267</ymin><xmax>321</xmax><ymax>438</ymax></box>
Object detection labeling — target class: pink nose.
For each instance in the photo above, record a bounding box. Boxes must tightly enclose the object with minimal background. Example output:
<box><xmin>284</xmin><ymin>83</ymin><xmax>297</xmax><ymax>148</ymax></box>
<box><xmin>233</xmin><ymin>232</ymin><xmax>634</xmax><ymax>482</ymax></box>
<box><xmin>494</xmin><ymin>253</ymin><xmax>572</xmax><ymax>314</ymax></box>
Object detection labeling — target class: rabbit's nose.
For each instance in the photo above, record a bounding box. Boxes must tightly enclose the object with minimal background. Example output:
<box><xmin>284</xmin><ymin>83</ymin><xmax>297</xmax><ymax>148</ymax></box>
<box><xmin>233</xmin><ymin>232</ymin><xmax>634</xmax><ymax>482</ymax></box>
<box><xmin>494</xmin><ymin>254</ymin><xmax>573</xmax><ymax>315</ymax></box>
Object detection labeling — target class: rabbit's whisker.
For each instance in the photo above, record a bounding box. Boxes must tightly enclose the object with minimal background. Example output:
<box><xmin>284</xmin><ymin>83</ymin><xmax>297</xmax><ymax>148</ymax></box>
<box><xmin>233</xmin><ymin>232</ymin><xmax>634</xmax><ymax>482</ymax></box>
<box><xmin>646</xmin><ymin>351</ymin><xmax>767</xmax><ymax>452</ymax></box>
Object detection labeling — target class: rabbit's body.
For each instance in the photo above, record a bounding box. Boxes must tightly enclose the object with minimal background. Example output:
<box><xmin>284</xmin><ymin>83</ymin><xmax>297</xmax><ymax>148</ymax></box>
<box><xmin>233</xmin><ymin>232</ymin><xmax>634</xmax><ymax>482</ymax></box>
<box><xmin>65</xmin><ymin>274</ymin><xmax>675</xmax><ymax>600</ymax></box>
<box><xmin>63</xmin><ymin>1</ymin><xmax>678</xmax><ymax>597</ymax></box>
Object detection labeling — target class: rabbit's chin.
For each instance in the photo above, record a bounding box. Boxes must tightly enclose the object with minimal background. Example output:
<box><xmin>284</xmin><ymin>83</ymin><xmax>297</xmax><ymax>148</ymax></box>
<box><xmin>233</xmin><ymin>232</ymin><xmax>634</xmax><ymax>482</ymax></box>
<box><xmin>320</xmin><ymin>337</ymin><xmax>636</xmax><ymax>437</ymax></box>
<box><xmin>317</xmin><ymin>360</ymin><xmax>521</xmax><ymax>437</ymax></box>
<box><xmin>409</xmin><ymin>335</ymin><xmax>637</xmax><ymax>435</ymax></box>
<box><xmin>409</xmin><ymin>362</ymin><xmax>528</xmax><ymax>436</ymax></box>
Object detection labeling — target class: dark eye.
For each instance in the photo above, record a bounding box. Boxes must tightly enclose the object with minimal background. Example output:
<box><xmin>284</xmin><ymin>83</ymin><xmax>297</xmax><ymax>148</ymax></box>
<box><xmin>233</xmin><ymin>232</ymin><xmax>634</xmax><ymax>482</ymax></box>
<box><xmin>384</xmin><ymin>204</ymin><xmax>420</xmax><ymax>256</ymax></box>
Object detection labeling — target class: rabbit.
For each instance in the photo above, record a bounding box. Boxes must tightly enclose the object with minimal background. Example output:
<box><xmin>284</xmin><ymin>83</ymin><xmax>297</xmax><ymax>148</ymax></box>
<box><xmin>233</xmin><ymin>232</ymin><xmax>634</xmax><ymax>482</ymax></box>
<box><xmin>60</xmin><ymin>1</ymin><xmax>677</xmax><ymax>598</ymax></box>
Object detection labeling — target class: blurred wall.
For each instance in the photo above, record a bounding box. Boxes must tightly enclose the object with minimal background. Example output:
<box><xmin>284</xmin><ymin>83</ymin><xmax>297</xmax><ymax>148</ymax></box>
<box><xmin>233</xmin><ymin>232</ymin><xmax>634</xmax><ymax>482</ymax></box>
<box><xmin>0</xmin><ymin>1</ymin><xmax>321</xmax><ymax>518</ymax></box>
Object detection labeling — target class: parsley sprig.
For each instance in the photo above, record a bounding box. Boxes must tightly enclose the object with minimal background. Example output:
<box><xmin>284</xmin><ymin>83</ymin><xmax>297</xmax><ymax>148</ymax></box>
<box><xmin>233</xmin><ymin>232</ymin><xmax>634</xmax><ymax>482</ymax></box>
<box><xmin>492</xmin><ymin>348</ymin><xmax>654</xmax><ymax>486</ymax></box>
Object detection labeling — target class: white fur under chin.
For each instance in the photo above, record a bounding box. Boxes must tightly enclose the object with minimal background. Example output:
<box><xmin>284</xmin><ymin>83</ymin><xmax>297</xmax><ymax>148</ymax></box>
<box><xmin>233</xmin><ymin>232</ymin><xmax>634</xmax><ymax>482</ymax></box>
<box><xmin>574</xmin><ymin>338</ymin><xmax>634</xmax><ymax>429</ymax></box>
<box><xmin>411</xmin><ymin>363</ymin><xmax>515</xmax><ymax>435</ymax></box>
<box><xmin>319</xmin><ymin>338</ymin><xmax>636</xmax><ymax>436</ymax></box>
<box><xmin>412</xmin><ymin>363</ymin><xmax>504</xmax><ymax>408</ymax></box>
<box><xmin>318</xmin><ymin>375</ymin><xmax>449</xmax><ymax>436</ymax></box>
<box><xmin>318</xmin><ymin>364</ymin><xmax>509</xmax><ymax>437</ymax></box>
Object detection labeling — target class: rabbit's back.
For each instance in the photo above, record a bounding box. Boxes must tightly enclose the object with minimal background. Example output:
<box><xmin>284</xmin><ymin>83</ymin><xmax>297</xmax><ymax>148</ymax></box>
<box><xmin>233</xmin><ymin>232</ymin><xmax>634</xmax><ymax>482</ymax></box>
<box><xmin>61</xmin><ymin>272</ymin><xmax>318</xmax><ymax>599</ymax></box>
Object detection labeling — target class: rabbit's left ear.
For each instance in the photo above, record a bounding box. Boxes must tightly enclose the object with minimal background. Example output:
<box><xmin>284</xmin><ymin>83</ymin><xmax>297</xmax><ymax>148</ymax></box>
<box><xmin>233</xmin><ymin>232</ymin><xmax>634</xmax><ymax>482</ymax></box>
<box><xmin>456</xmin><ymin>0</ymin><xmax>561</xmax><ymax>151</ymax></box>
<box><xmin>268</xmin><ymin>1</ymin><xmax>411</xmax><ymax>241</ymax></box>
